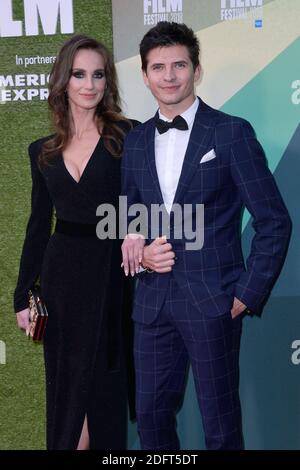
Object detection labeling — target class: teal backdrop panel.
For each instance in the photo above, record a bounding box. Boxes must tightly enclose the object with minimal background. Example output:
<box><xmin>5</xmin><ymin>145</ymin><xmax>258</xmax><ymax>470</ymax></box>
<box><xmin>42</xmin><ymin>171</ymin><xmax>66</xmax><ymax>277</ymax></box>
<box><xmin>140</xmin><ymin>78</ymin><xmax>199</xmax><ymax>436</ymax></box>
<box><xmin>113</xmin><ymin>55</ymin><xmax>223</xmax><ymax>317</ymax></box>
<box><xmin>113</xmin><ymin>0</ymin><xmax>300</xmax><ymax>450</ymax></box>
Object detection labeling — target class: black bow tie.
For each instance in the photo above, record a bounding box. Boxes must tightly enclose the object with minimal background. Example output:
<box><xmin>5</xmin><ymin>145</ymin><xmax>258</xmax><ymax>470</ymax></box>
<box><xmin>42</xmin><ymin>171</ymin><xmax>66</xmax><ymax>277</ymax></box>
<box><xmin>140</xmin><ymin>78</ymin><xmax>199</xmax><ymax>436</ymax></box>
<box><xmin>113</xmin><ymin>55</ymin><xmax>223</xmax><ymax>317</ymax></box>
<box><xmin>155</xmin><ymin>115</ymin><xmax>188</xmax><ymax>134</ymax></box>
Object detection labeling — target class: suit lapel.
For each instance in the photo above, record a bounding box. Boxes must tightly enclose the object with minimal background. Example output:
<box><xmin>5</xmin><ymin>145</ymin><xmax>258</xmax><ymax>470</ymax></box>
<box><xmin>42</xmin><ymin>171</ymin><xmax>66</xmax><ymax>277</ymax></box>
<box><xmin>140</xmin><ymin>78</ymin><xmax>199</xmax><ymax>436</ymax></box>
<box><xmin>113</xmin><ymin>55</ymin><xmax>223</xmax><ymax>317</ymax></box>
<box><xmin>144</xmin><ymin>117</ymin><xmax>164</xmax><ymax>204</ymax></box>
<box><xmin>172</xmin><ymin>98</ymin><xmax>218</xmax><ymax>206</ymax></box>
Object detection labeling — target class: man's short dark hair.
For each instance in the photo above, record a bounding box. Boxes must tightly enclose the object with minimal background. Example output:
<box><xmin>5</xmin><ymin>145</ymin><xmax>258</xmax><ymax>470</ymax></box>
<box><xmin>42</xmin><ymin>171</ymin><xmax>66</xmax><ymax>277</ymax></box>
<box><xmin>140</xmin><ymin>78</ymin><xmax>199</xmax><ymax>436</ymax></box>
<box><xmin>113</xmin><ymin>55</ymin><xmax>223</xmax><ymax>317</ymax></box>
<box><xmin>140</xmin><ymin>22</ymin><xmax>200</xmax><ymax>72</ymax></box>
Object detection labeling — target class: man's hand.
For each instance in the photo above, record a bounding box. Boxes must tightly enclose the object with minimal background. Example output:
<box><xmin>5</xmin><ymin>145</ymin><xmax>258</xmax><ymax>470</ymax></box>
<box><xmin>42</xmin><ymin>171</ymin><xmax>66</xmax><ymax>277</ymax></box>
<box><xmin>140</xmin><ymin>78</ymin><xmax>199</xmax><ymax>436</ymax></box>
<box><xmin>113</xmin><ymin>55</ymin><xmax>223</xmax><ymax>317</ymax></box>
<box><xmin>142</xmin><ymin>236</ymin><xmax>175</xmax><ymax>273</ymax></box>
<box><xmin>231</xmin><ymin>297</ymin><xmax>247</xmax><ymax>319</ymax></box>
<box><xmin>121</xmin><ymin>233</ymin><xmax>145</xmax><ymax>276</ymax></box>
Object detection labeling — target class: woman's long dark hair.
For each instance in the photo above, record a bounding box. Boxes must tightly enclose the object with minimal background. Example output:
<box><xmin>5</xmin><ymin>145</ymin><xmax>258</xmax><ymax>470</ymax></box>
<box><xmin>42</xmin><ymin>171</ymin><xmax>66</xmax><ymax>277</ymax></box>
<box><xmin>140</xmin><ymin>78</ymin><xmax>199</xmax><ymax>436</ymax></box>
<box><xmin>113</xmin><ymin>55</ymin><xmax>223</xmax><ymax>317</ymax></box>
<box><xmin>40</xmin><ymin>35</ymin><xmax>129</xmax><ymax>164</ymax></box>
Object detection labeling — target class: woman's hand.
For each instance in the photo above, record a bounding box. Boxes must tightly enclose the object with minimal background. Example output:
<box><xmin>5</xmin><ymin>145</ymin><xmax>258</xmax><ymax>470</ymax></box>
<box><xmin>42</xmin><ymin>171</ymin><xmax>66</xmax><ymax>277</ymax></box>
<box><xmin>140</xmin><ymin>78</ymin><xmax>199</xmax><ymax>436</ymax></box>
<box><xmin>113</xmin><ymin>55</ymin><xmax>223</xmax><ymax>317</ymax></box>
<box><xmin>16</xmin><ymin>308</ymin><xmax>30</xmax><ymax>334</ymax></box>
<box><xmin>121</xmin><ymin>234</ymin><xmax>145</xmax><ymax>276</ymax></box>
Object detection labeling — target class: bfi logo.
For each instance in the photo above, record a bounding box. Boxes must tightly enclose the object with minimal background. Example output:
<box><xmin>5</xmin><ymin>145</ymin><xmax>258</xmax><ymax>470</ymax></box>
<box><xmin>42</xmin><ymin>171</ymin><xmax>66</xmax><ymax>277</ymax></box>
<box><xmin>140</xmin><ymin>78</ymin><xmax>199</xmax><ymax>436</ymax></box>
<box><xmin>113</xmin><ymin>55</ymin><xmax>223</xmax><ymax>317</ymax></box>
<box><xmin>220</xmin><ymin>0</ymin><xmax>263</xmax><ymax>21</ymax></box>
<box><xmin>143</xmin><ymin>0</ymin><xmax>183</xmax><ymax>25</ymax></box>
<box><xmin>221</xmin><ymin>0</ymin><xmax>263</xmax><ymax>6</ymax></box>
<box><xmin>144</xmin><ymin>0</ymin><xmax>183</xmax><ymax>14</ymax></box>
<box><xmin>0</xmin><ymin>0</ymin><xmax>74</xmax><ymax>38</ymax></box>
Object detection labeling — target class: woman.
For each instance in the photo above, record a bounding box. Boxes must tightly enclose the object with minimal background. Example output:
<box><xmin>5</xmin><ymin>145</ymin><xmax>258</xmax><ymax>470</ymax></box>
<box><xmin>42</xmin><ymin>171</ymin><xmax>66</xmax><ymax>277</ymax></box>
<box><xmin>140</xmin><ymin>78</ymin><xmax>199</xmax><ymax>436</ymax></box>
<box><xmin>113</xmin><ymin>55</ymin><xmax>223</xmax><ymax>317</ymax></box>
<box><xmin>14</xmin><ymin>35</ymin><xmax>138</xmax><ymax>450</ymax></box>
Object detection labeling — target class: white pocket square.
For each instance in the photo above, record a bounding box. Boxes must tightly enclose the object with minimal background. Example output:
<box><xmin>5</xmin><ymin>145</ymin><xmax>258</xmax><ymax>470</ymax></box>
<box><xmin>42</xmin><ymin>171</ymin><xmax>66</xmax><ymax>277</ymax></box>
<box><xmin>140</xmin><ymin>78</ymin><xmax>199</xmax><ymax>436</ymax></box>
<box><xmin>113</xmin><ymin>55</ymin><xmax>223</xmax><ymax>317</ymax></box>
<box><xmin>200</xmin><ymin>148</ymin><xmax>216</xmax><ymax>164</ymax></box>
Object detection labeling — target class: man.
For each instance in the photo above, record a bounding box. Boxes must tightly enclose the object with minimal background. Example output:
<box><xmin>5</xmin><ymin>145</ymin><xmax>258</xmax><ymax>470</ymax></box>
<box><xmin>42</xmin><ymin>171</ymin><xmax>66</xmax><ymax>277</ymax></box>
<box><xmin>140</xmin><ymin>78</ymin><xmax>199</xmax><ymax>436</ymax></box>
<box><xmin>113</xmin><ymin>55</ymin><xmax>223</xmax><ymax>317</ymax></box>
<box><xmin>121</xmin><ymin>22</ymin><xmax>291</xmax><ymax>450</ymax></box>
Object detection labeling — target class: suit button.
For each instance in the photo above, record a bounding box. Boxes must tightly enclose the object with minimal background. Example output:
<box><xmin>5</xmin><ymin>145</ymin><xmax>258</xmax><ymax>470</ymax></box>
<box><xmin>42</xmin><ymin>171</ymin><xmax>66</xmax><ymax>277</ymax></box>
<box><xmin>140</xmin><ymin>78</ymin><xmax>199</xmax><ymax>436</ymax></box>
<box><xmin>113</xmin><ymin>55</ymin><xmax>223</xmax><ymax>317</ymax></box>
<box><xmin>174</xmin><ymin>256</ymin><xmax>178</xmax><ymax>261</ymax></box>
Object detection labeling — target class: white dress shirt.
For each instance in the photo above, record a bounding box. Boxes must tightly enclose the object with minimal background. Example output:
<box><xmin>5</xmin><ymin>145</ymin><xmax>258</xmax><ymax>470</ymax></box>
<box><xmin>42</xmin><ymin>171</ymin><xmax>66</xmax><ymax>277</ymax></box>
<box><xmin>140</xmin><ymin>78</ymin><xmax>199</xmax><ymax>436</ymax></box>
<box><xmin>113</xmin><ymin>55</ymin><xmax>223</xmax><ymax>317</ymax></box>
<box><xmin>155</xmin><ymin>98</ymin><xmax>199</xmax><ymax>213</ymax></box>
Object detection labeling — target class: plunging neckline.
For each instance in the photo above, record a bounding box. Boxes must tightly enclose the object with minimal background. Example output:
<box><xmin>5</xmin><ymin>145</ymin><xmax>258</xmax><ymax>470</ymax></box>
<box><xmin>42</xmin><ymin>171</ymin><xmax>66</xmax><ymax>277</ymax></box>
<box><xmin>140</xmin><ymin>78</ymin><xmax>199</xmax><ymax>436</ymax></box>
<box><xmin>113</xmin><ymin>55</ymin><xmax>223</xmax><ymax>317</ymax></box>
<box><xmin>61</xmin><ymin>137</ymin><xmax>102</xmax><ymax>185</ymax></box>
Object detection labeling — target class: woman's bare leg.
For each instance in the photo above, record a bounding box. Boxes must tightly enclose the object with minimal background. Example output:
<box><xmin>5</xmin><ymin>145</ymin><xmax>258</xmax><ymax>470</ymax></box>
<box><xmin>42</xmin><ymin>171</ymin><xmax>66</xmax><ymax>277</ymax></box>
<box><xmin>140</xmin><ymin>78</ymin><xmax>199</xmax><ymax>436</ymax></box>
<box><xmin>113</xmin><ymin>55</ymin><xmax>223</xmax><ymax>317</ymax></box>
<box><xmin>77</xmin><ymin>415</ymin><xmax>90</xmax><ymax>450</ymax></box>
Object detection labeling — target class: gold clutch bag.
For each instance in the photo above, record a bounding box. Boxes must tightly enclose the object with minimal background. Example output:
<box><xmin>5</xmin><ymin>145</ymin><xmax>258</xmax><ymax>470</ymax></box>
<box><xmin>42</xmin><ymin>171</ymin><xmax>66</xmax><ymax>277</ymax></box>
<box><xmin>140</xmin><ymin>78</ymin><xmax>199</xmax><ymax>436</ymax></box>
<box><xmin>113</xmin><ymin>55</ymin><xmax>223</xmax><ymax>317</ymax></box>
<box><xmin>27</xmin><ymin>287</ymin><xmax>48</xmax><ymax>342</ymax></box>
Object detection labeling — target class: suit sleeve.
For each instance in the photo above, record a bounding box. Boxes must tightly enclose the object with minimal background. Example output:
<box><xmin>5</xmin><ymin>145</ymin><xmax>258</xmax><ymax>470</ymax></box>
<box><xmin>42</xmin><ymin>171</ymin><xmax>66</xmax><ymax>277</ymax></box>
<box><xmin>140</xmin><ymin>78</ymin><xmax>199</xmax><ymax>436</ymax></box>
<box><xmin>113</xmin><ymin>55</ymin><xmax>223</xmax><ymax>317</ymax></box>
<box><xmin>14</xmin><ymin>142</ymin><xmax>53</xmax><ymax>312</ymax></box>
<box><xmin>121</xmin><ymin>135</ymin><xmax>143</xmax><ymax>236</ymax></box>
<box><xmin>230</xmin><ymin>120</ymin><xmax>292</xmax><ymax>313</ymax></box>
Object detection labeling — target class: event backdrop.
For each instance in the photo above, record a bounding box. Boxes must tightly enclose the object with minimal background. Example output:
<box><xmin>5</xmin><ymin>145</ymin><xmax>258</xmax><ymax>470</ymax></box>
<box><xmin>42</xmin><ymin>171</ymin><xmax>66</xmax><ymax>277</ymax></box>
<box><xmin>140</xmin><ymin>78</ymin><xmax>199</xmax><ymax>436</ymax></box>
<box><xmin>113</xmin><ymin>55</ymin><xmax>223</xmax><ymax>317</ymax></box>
<box><xmin>112</xmin><ymin>0</ymin><xmax>300</xmax><ymax>450</ymax></box>
<box><xmin>0</xmin><ymin>0</ymin><xmax>299</xmax><ymax>450</ymax></box>
<box><xmin>0</xmin><ymin>0</ymin><xmax>112</xmax><ymax>450</ymax></box>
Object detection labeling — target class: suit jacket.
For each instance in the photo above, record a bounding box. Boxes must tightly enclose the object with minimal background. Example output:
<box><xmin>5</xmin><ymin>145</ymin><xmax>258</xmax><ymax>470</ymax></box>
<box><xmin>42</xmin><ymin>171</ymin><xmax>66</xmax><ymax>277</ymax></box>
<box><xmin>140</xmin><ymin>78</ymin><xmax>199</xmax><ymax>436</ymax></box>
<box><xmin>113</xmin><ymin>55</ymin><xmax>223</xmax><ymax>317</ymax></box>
<box><xmin>121</xmin><ymin>98</ymin><xmax>292</xmax><ymax>324</ymax></box>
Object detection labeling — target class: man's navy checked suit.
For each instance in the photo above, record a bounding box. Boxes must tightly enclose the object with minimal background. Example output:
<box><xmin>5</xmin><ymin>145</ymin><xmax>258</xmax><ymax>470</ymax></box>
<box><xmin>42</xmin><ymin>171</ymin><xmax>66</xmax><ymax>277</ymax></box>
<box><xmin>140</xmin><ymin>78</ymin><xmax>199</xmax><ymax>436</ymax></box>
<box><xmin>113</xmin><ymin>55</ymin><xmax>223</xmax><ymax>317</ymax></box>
<box><xmin>121</xmin><ymin>98</ymin><xmax>291</xmax><ymax>450</ymax></box>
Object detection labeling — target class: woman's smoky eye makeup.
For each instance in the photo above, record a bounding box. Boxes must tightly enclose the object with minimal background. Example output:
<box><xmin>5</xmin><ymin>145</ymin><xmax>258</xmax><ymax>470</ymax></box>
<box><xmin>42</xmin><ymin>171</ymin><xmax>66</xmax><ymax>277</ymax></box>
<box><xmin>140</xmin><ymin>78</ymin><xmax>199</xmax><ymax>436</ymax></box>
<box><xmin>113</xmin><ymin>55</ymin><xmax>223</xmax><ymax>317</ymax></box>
<box><xmin>93</xmin><ymin>70</ymin><xmax>105</xmax><ymax>79</ymax></box>
<box><xmin>71</xmin><ymin>69</ymin><xmax>105</xmax><ymax>79</ymax></box>
<box><xmin>71</xmin><ymin>70</ymin><xmax>84</xmax><ymax>79</ymax></box>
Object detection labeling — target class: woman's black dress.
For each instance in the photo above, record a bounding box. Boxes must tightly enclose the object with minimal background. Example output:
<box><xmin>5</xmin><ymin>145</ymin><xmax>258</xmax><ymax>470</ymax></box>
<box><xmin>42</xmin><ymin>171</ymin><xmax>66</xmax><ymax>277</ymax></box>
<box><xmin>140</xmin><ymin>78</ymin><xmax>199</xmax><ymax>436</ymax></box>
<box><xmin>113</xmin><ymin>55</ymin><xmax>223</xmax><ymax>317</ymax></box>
<box><xmin>14</xmin><ymin>123</ymin><xmax>135</xmax><ymax>450</ymax></box>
